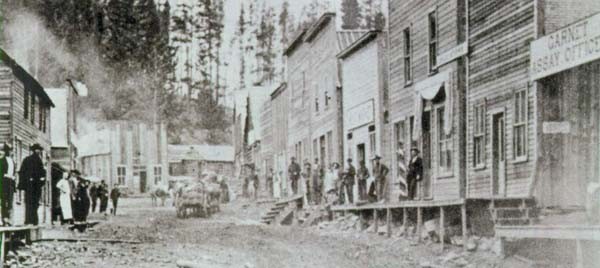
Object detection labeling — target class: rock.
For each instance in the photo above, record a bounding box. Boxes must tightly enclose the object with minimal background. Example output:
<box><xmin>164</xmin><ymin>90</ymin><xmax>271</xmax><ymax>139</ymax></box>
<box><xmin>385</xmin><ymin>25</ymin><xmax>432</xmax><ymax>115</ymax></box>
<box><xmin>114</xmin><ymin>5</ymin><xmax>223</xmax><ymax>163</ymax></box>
<box><xmin>451</xmin><ymin>236</ymin><xmax>464</xmax><ymax>246</ymax></box>
<box><xmin>453</xmin><ymin>257</ymin><xmax>469</xmax><ymax>267</ymax></box>
<box><xmin>396</xmin><ymin>225</ymin><xmax>406</xmax><ymax>237</ymax></box>
<box><xmin>378</xmin><ymin>225</ymin><xmax>388</xmax><ymax>235</ymax></box>
<box><xmin>479</xmin><ymin>237</ymin><xmax>492</xmax><ymax>251</ymax></box>
<box><xmin>491</xmin><ymin>238</ymin><xmax>504</xmax><ymax>256</ymax></box>
<box><xmin>420</xmin><ymin>260</ymin><xmax>434</xmax><ymax>268</ymax></box>
<box><xmin>440</xmin><ymin>251</ymin><xmax>460</xmax><ymax>263</ymax></box>
<box><xmin>424</xmin><ymin>218</ymin><xmax>439</xmax><ymax>232</ymax></box>
<box><xmin>465</xmin><ymin>238</ymin><xmax>478</xmax><ymax>252</ymax></box>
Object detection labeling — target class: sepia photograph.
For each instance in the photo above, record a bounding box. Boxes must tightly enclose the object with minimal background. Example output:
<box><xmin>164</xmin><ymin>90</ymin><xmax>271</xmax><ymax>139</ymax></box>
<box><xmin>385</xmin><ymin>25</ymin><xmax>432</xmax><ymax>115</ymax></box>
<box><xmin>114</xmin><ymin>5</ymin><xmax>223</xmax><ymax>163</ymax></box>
<box><xmin>0</xmin><ymin>0</ymin><xmax>599</xmax><ymax>267</ymax></box>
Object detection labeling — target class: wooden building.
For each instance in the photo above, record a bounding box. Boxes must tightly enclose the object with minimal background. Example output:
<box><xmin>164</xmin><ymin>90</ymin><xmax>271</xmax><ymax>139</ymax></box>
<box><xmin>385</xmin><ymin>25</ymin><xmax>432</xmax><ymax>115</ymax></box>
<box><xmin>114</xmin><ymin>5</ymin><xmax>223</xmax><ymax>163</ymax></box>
<box><xmin>0</xmin><ymin>48</ymin><xmax>54</xmax><ymax>225</ymax></box>
<box><xmin>259</xmin><ymin>94</ymin><xmax>273</xmax><ymax>176</ymax></box>
<box><xmin>388</xmin><ymin>0</ymin><xmax>468</xmax><ymax>202</ymax></box>
<box><xmin>47</xmin><ymin>81</ymin><xmax>80</xmax><ymax>170</ymax></box>
<box><xmin>270</xmin><ymin>83</ymin><xmax>289</xmax><ymax>198</ymax></box>
<box><xmin>79</xmin><ymin>121</ymin><xmax>168</xmax><ymax>193</ymax></box>
<box><xmin>168</xmin><ymin>144</ymin><xmax>234</xmax><ymax>178</ymax></box>
<box><xmin>338</xmin><ymin>31</ymin><xmax>390</xmax><ymax>200</ymax></box>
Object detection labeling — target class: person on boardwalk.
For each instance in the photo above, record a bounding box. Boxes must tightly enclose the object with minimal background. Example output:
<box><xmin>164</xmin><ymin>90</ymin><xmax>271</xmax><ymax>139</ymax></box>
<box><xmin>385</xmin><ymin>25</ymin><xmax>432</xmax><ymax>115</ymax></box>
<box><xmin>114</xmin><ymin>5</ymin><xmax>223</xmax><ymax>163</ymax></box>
<box><xmin>301</xmin><ymin>162</ymin><xmax>312</xmax><ymax>204</ymax></box>
<box><xmin>0</xmin><ymin>143</ymin><xmax>15</xmax><ymax>225</ymax></box>
<box><xmin>70</xmin><ymin>170</ymin><xmax>90</xmax><ymax>232</ymax></box>
<box><xmin>110</xmin><ymin>185</ymin><xmax>121</xmax><ymax>216</ymax></box>
<box><xmin>266</xmin><ymin>168</ymin><xmax>274</xmax><ymax>197</ymax></box>
<box><xmin>287</xmin><ymin>157</ymin><xmax>301</xmax><ymax>195</ymax></box>
<box><xmin>342</xmin><ymin>158</ymin><xmax>356</xmax><ymax>204</ymax></box>
<box><xmin>89</xmin><ymin>182</ymin><xmax>98</xmax><ymax>213</ymax></box>
<box><xmin>357</xmin><ymin>161</ymin><xmax>369</xmax><ymax>201</ymax></box>
<box><xmin>407</xmin><ymin>148</ymin><xmax>423</xmax><ymax>200</ymax></box>
<box><xmin>18</xmin><ymin>143</ymin><xmax>46</xmax><ymax>225</ymax></box>
<box><xmin>312</xmin><ymin>158</ymin><xmax>323</xmax><ymax>205</ymax></box>
<box><xmin>98</xmin><ymin>180</ymin><xmax>109</xmax><ymax>214</ymax></box>
<box><xmin>56</xmin><ymin>172</ymin><xmax>73</xmax><ymax>224</ymax></box>
<box><xmin>372</xmin><ymin>155</ymin><xmax>390</xmax><ymax>203</ymax></box>
<box><xmin>323</xmin><ymin>163</ymin><xmax>339</xmax><ymax>204</ymax></box>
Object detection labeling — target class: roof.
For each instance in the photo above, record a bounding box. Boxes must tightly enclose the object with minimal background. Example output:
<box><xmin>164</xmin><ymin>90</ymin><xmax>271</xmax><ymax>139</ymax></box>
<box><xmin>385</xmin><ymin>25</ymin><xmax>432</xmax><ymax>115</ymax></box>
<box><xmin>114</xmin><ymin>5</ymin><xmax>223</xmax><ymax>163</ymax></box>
<box><xmin>304</xmin><ymin>12</ymin><xmax>336</xmax><ymax>42</ymax></box>
<box><xmin>337</xmin><ymin>31</ymin><xmax>381</xmax><ymax>59</ymax></box>
<box><xmin>283</xmin><ymin>28</ymin><xmax>307</xmax><ymax>56</ymax></box>
<box><xmin>336</xmin><ymin>30</ymin><xmax>369</xmax><ymax>53</ymax></box>
<box><xmin>0</xmin><ymin>48</ymin><xmax>55</xmax><ymax>107</ymax></box>
<box><xmin>168</xmin><ymin>144</ymin><xmax>234</xmax><ymax>163</ymax></box>
<box><xmin>270</xmin><ymin>82</ymin><xmax>287</xmax><ymax>99</ymax></box>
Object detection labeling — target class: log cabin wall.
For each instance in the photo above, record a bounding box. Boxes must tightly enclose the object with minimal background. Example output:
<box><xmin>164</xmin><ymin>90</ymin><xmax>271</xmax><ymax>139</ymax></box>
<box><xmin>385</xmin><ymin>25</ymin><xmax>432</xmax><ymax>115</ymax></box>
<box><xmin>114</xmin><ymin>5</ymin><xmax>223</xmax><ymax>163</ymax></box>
<box><xmin>388</xmin><ymin>0</ymin><xmax>466</xmax><ymax>201</ymax></box>
<box><xmin>467</xmin><ymin>0</ymin><xmax>536</xmax><ymax>198</ymax></box>
<box><xmin>306</xmin><ymin>13</ymin><xmax>341</xmax><ymax>169</ymax></box>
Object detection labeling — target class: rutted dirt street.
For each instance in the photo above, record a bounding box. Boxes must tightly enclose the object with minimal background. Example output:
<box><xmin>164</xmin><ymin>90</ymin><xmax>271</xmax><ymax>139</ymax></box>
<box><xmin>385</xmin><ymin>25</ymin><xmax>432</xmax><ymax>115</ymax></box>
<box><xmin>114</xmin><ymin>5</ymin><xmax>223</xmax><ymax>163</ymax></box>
<box><xmin>6</xmin><ymin>197</ymin><xmax>516</xmax><ymax>268</ymax></box>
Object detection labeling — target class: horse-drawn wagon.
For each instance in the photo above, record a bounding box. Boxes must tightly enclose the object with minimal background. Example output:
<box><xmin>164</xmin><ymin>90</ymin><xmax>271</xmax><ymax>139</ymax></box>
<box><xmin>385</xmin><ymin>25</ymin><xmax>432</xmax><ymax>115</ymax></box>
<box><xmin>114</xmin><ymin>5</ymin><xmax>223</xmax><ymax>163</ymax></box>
<box><xmin>172</xmin><ymin>173</ymin><xmax>223</xmax><ymax>218</ymax></box>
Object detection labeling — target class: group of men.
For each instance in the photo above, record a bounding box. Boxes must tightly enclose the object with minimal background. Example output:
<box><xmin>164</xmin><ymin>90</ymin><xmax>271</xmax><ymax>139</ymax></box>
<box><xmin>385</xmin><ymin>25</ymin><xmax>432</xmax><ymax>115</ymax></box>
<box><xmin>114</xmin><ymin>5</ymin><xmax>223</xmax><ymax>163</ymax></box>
<box><xmin>0</xmin><ymin>142</ymin><xmax>122</xmax><ymax>229</ymax></box>
<box><xmin>284</xmin><ymin>145</ymin><xmax>424</xmax><ymax>205</ymax></box>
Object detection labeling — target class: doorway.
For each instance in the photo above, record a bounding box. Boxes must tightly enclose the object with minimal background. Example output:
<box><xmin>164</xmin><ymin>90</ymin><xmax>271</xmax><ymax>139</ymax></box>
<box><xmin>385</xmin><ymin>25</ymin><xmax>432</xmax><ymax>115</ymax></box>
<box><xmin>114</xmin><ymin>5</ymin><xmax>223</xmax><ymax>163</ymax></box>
<box><xmin>140</xmin><ymin>171</ymin><xmax>147</xmax><ymax>193</ymax></box>
<box><xmin>320</xmin><ymin>135</ymin><xmax>326</xmax><ymax>169</ymax></box>
<box><xmin>357</xmin><ymin>144</ymin><xmax>366</xmax><ymax>166</ymax></box>
<box><xmin>422</xmin><ymin>110</ymin><xmax>432</xmax><ymax>199</ymax></box>
<box><xmin>492</xmin><ymin>112</ymin><xmax>506</xmax><ymax>196</ymax></box>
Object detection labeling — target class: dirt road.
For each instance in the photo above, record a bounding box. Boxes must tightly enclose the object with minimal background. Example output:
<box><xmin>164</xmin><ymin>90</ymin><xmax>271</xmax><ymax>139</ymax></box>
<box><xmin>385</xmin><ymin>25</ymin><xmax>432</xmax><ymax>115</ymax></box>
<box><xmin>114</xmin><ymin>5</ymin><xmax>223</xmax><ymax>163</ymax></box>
<box><xmin>10</xmin><ymin>197</ymin><xmax>506</xmax><ymax>268</ymax></box>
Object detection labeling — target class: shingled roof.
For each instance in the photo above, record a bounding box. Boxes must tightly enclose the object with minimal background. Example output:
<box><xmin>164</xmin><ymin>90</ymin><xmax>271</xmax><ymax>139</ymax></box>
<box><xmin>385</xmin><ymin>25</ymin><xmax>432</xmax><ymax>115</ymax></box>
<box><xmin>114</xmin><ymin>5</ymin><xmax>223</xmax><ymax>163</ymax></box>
<box><xmin>0</xmin><ymin>48</ymin><xmax>55</xmax><ymax>107</ymax></box>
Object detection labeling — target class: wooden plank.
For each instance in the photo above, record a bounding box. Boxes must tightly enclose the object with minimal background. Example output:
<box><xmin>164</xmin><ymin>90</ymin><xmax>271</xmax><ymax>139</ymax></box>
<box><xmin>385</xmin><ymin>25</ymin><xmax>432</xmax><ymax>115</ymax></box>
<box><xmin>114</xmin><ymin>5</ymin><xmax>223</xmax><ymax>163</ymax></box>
<box><xmin>330</xmin><ymin>198</ymin><xmax>465</xmax><ymax>211</ymax></box>
<box><xmin>495</xmin><ymin>225</ymin><xmax>600</xmax><ymax>240</ymax></box>
<box><xmin>417</xmin><ymin>207</ymin><xmax>422</xmax><ymax>242</ymax></box>
<box><xmin>386</xmin><ymin>208</ymin><xmax>392</xmax><ymax>238</ymax></box>
<box><xmin>0</xmin><ymin>232</ymin><xmax>4</xmax><ymax>266</ymax></box>
<box><xmin>374</xmin><ymin>209</ymin><xmax>379</xmax><ymax>233</ymax></box>
<box><xmin>440</xmin><ymin>207</ymin><xmax>445</xmax><ymax>252</ymax></box>
<box><xmin>461</xmin><ymin>203</ymin><xmax>467</xmax><ymax>248</ymax></box>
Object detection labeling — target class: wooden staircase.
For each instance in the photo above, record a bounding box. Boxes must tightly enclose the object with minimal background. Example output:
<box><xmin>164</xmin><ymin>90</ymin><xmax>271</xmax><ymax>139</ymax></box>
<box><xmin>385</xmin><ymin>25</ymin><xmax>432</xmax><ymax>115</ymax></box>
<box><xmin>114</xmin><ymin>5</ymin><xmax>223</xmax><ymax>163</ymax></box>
<box><xmin>489</xmin><ymin>198</ymin><xmax>539</xmax><ymax>226</ymax></box>
<box><xmin>260</xmin><ymin>194</ymin><xmax>303</xmax><ymax>225</ymax></box>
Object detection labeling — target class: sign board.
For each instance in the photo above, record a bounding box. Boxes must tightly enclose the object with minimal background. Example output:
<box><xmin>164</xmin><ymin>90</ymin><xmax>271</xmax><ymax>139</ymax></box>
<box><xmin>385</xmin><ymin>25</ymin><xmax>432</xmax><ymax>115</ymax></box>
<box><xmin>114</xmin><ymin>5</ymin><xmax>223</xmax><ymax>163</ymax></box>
<box><xmin>436</xmin><ymin>43</ymin><xmax>468</xmax><ymax>68</ymax></box>
<box><xmin>542</xmin><ymin>121</ymin><xmax>571</xmax><ymax>134</ymax></box>
<box><xmin>531</xmin><ymin>13</ymin><xmax>600</xmax><ymax>80</ymax></box>
<box><xmin>347</xmin><ymin>100</ymin><xmax>374</xmax><ymax>130</ymax></box>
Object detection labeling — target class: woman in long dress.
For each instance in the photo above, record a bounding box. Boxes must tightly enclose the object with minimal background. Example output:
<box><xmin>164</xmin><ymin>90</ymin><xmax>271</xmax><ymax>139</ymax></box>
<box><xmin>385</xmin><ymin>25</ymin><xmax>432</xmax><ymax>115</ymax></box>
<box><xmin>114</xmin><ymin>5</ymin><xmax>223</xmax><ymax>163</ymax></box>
<box><xmin>56</xmin><ymin>172</ymin><xmax>73</xmax><ymax>224</ymax></box>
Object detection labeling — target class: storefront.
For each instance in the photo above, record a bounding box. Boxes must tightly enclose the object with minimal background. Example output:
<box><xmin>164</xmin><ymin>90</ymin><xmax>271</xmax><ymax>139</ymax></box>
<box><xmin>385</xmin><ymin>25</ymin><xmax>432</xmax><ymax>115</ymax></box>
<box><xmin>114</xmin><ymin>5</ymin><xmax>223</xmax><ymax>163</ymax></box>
<box><xmin>531</xmin><ymin>12</ymin><xmax>600</xmax><ymax>208</ymax></box>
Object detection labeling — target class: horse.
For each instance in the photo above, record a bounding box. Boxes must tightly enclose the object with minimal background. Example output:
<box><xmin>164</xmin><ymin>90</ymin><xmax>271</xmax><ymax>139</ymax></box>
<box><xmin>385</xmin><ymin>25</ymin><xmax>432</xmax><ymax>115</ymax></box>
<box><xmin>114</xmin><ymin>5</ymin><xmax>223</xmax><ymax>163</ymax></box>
<box><xmin>149</xmin><ymin>185</ymin><xmax>170</xmax><ymax>206</ymax></box>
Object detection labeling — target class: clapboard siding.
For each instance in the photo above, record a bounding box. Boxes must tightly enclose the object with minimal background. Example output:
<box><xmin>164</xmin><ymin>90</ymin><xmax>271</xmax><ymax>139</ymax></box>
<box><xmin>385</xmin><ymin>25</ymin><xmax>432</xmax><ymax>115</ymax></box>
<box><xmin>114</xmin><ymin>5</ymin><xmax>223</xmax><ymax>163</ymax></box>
<box><xmin>286</xmin><ymin>32</ymin><xmax>311</xmax><ymax>162</ymax></box>
<box><xmin>389</xmin><ymin>0</ymin><xmax>466</xmax><ymax>201</ymax></box>
<box><xmin>467</xmin><ymin>0</ymin><xmax>536</xmax><ymax>198</ymax></box>
<box><xmin>542</xmin><ymin>0</ymin><xmax>600</xmax><ymax>35</ymax></box>
<box><xmin>307</xmin><ymin>17</ymin><xmax>341</xmax><ymax>166</ymax></box>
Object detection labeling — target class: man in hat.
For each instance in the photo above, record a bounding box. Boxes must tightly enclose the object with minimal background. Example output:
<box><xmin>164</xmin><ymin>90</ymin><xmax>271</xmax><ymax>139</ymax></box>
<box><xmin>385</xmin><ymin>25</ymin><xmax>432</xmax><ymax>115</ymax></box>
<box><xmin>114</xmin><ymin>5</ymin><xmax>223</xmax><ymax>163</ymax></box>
<box><xmin>0</xmin><ymin>143</ymin><xmax>15</xmax><ymax>225</ymax></box>
<box><xmin>288</xmin><ymin>157</ymin><xmax>301</xmax><ymax>195</ymax></box>
<box><xmin>372</xmin><ymin>155</ymin><xmax>389</xmax><ymax>203</ymax></box>
<box><xmin>407</xmin><ymin>148</ymin><xmax>423</xmax><ymax>200</ymax></box>
<box><xmin>301</xmin><ymin>161</ymin><xmax>312</xmax><ymax>203</ymax></box>
<box><xmin>18</xmin><ymin>143</ymin><xmax>46</xmax><ymax>225</ymax></box>
<box><xmin>312</xmin><ymin>158</ymin><xmax>323</xmax><ymax>205</ymax></box>
<box><xmin>342</xmin><ymin>158</ymin><xmax>356</xmax><ymax>204</ymax></box>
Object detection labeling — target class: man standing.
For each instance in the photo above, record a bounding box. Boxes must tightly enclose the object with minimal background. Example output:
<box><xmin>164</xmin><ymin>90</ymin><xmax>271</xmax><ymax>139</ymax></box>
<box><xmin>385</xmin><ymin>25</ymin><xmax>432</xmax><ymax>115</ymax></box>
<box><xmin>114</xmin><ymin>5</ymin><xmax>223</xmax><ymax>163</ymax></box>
<box><xmin>312</xmin><ymin>158</ymin><xmax>323</xmax><ymax>205</ymax></box>
<box><xmin>266</xmin><ymin>168</ymin><xmax>274</xmax><ymax>197</ymax></box>
<box><xmin>110</xmin><ymin>185</ymin><xmax>121</xmax><ymax>216</ymax></box>
<box><xmin>372</xmin><ymin>155</ymin><xmax>389</xmax><ymax>203</ymax></box>
<box><xmin>89</xmin><ymin>182</ymin><xmax>98</xmax><ymax>213</ymax></box>
<box><xmin>407</xmin><ymin>148</ymin><xmax>423</xmax><ymax>200</ymax></box>
<box><xmin>18</xmin><ymin>144</ymin><xmax>46</xmax><ymax>225</ymax></box>
<box><xmin>343</xmin><ymin>158</ymin><xmax>356</xmax><ymax>204</ymax></box>
<box><xmin>301</xmin><ymin>162</ymin><xmax>312</xmax><ymax>203</ymax></box>
<box><xmin>357</xmin><ymin>161</ymin><xmax>369</xmax><ymax>201</ymax></box>
<box><xmin>98</xmin><ymin>180</ymin><xmax>109</xmax><ymax>214</ymax></box>
<box><xmin>287</xmin><ymin>157</ymin><xmax>301</xmax><ymax>195</ymax></box>
<box><xmin>0</xmin><ymin>144</ymin><xmax>15</xmax><ymax>225</ymax></box>
<box><xmin>251</xmin><ymin>167</ymin><xmax>259</xmax><ymax>199</ymax></box>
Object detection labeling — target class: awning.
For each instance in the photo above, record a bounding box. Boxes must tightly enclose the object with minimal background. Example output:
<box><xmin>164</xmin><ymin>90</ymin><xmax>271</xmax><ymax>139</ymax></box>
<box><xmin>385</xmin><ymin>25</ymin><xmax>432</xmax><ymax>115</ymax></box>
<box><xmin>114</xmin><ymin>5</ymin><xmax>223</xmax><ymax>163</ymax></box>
<box><xmin>413</xmin><ymin>70</ymin><xmax>454</xmax><ymax>140</ymax></box>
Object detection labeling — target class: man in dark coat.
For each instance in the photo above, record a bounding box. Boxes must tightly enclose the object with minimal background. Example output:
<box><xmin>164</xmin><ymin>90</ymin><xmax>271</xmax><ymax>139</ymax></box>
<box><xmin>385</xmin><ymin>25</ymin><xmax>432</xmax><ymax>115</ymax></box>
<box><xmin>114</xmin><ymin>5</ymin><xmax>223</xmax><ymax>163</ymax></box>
<box><xmin>89</xmin><ymin>183</ymin><xmax>98</xmax><ymax>213</ymax></box>
<box><xmin>342</xmin><ymin>158</ymin><xmax>356</xmax><ymax>204</ymax></box>
<box><xmin>18</xmin><ymin>144</ymin><xmax>46</xmax><ymax>225</ymax></box>
<box><xmin>98</xmin><ymin>180</ymin><xmax>109</xmax><ymax>213</ymax></box>
<box><xmin>110</xmin><ymin>185</ymin><xmax>121</xmax><ymax>216</ymax></box>
<box><xmin>407</xmin><ymin>148</ymin><xmax>423</xmax><ymax>200</ymax></box>
<box><xmin>0</xmin><ymin>143</ymin><xmax>15</xmax><ymax>225</ymax></box>
<box><xmin>357</xmin><ymin>161</ymin><xmax>369</xmax><ymax>201</ymax></box>
<box><xmin>288</xmin><ymin>157</ymin><xmax>301</xmax><ymax>195</ymax></box>
<box><xmin>372</xmin><ymin>155</ymin><xmax>390</xmax><ymax>203</ymax></box>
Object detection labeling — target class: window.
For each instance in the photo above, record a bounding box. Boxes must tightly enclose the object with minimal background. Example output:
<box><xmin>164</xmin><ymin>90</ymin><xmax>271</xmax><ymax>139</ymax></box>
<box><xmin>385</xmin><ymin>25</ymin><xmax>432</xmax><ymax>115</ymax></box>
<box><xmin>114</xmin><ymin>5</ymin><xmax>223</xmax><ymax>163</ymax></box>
<box><xmin>24</xmin><ymin>89</ymin><xmax>30</xmax><ymax>119</ymax></box>
<box><xmin>428</xmin><ymin>10</ymin><xmax>438</xmax><ymax>72</ymax></box>
<box><xmin>38</xmin><ymin>103</ymin><xmax>44</xmax><ymax>131</ymax></box>
<box><xmin>153</xmin><ymin>166</ymin><xmax>162</xmax><ymax>184</ymax></box>
<box><xmin>473</xmin><ymin>103</ymin><xmax>486</xmax><ymax>167</ymax></box>
<box><xmin>326</xmin><ymin>131</ymin><xmax>333</xmax><ymax>166</ymax></box>
<box><xmin>313</xmin><ymin>139</ymin><xmax>318</xmax><ymax>160</ymax></box>
<box><xmin>437</xmin><ymin>107</ymin><xmax>453</xmax><ymax>174</ymax></box>
<box><xmin>347</xmin><ymin>133</ymin><xmax>353</xmax><ymax>159</ymax></box>
<box><xmin>513</xmin><ymin>89</ymin><xmax>528</xmax><ymax>160</ymax></box>
<box><xmin>30</xmin><ymin>95</ymin><xmax>36</xmax><ymax>125</ymax></box>
<box><xmin>394</xmin><ymin>121</ymin><xmax>407</xmax><ymax>177</ymax></box>
<box><xmin>324</xmin><ymin>91</ymin><xmax>330</xmax><ymax>108</ymax></box>
<box><xmin>315</xmin><ymin>97</ymin><xmax>319</xmax><ymax>112</ymax></box>
<box><xmin>403</xmin><ymin>27</ymin><xmax>412</xmax><ymax>83</ymax></box>
<box><xmin>117</xmin><ymin>166</ymin><xmax>126</xmax><ymax>185</ymax></box>
<box><xmin>369</xmin><ymin>126</ymin><xmax>376</xmax><ymax>156</ymax></box>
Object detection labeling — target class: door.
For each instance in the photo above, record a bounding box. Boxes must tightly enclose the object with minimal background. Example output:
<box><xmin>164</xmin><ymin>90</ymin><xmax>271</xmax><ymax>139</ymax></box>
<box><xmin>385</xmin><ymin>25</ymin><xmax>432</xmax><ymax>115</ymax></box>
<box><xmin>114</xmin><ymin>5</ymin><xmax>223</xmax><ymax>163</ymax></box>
<box><xmin>492</xmin><ymin>113</ymin><xmax>506</xmax><ymax>196</ymax></box>
<box><xmin>140</xmin><ymin>171</ymin><xmax>147</xmax><ymax>193</ymax></box>
<box><xmin>357</xmin><ymin>144</ymin><xmax>366</xmax><ymax>166</ymax></box>
<box><xmin>320</xmin><ymin>136</ymin><xmax>326</xmax><ymax>169</ymax></box>
<box><xmin>422</xmin><ymin>111</ymin><xmax>433</xmax><ymax>199</ymax></box>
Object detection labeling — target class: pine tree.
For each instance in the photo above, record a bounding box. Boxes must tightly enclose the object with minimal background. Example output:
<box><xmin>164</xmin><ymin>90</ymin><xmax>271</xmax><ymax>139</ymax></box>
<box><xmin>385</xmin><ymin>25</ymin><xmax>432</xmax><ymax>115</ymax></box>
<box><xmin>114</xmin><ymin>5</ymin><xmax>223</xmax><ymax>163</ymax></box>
<box><xmin>237</xmin><ymin>2</ymin><xmax>247</xmax><ymax>91</ymax></box>
<box><xmin>341</xmin><ymin>0</ymin><xmax>362</xmax><ymax>30</ymax></box>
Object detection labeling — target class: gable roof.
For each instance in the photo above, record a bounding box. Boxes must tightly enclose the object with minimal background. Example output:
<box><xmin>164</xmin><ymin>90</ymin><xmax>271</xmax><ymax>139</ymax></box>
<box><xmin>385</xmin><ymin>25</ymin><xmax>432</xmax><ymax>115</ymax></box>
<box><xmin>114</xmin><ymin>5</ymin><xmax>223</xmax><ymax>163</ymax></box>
<box><xmin>304</xmin><ymin>12</ymin><xmax>336</xmax><ymax>42</ymax></box>
<box><xmin>283</xmin><ymin>28</ymin><xmax>307</xmax><ymax>56</ymax></box>
<box><xmin>168</xmin><ymin>144</ymin><xmax>234</xmax><ymax>163</ymax></box>
<box><xmin>337</xmin><ymin>31</ymin><xmax>381</xmax><ymax>59</ymax></box>
<box><xmin>336</xmin><ymin>30</ymin><xmax>370</xmax><ymax>53</ymax></box>
<box><xmin>0</xmin><ymin>48</ymin><xmax>55</xmax><ymax>107</ymax></box>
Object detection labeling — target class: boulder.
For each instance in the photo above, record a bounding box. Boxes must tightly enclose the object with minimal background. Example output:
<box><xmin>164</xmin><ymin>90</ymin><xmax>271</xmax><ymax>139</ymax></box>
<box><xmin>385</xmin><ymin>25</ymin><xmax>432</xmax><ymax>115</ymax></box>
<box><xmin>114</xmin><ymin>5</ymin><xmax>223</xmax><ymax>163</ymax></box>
<box><xmin>465</xmin><ymin>238</ymin><xmax>478</xmax><ymax>252</ymax></box>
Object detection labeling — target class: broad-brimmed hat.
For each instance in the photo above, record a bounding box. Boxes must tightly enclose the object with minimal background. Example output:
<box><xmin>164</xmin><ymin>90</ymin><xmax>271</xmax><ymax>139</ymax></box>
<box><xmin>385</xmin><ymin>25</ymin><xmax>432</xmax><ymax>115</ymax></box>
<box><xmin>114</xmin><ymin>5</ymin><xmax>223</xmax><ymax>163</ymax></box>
<box><xmin>371</xmin><ymin>155</ymin><xmax>381</xmax><ymax>161</ymax></box>
<box><xmin>1</xmin><ymin>143</ymin><xmax>12</xmax><ymax>153</ymax></box>
<box><xmin>30</xmin><ymin>143</ymin><xmax>43</xmax><ymax>151</ymax></box>
<box><xmin>410</xmin><ymin>147</ymin><xmax>420</xmax><ymax>153</ymax></box>
<box><xmin>70</xmin><ymin>169</ymin><xmax>81</xmax><ymax>176</ymax></box>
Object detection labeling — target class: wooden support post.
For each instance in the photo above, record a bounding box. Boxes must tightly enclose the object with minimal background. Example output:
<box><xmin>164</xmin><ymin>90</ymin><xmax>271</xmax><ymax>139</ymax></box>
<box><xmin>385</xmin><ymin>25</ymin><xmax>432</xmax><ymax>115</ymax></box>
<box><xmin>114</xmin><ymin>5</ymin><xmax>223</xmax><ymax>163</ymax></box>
<box><xmin>576</xmin><ymin>239</ymin><xmax>584</xmax><ymax>268</ymax></box>
<box><xmin>440</xmin><ymin>207</ymin><xmax>445</xmax><ymax>252</ymax></box>
<box><xmin>386</xmin><ymin>208</ymin><xmax>392</xmax><ymax>238</ymax></box>
<box><xmin>374</xmin><ymin>209</ymin><xmax>379</xmax><ymax>233</ymax></box>
<box><xmin>0</xmin><ymin>232</ymin><xmax>5</xmax><ymax>265</ymax></box>
<box><xmin>461</xmin><ymin>203</ymin><xmax>468</xmax><ymax>247</ymax></box>
<box><xmin>359</xmin><ymin>211</ymin><xmax>365</xmax><ymax>231</ymax></box>
<box><xmin>403</xmin><ymin>208</ymin><xmax>408</xmax><ymax>237</ymax></box>
<box><xmin>417</xmin><ymin>207</ymin><xmax>422</xmax><ymax>242</ymax></box>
